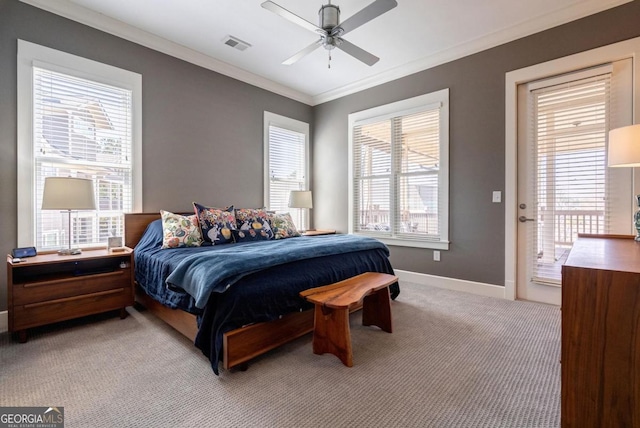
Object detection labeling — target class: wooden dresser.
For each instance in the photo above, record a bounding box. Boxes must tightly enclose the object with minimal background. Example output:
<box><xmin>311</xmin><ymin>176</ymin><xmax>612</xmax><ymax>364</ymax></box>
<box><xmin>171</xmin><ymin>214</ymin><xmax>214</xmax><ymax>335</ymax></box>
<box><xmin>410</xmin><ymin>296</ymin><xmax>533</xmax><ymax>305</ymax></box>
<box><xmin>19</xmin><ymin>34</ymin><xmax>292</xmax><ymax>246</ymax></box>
<box><xmin>561</xmin><ymin>235</ymin><xmax>640</xmax><ymax>427</ymax></box>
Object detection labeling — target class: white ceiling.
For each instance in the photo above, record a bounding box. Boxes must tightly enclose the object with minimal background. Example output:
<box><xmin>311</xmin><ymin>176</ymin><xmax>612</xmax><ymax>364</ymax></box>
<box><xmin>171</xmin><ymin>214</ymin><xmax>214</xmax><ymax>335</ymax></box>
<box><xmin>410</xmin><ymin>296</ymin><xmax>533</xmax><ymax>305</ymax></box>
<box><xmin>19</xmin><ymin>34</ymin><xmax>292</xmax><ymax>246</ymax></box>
<box><xmin>22</xmin><ymin>0</ymin><xmax>629</xmax><ymax>105</ymax></box>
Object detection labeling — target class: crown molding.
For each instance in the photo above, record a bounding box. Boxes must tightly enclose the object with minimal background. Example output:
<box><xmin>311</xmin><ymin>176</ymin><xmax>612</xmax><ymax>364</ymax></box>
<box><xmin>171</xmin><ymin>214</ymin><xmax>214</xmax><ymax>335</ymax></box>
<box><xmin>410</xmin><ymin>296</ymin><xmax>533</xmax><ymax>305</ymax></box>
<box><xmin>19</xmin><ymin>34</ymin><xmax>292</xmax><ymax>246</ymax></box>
<box><xmin>19</xmin><ymin>0</ymin><xmax>314</xmax><ymax>105</ymax></box>
<box><xmin>21</xmin><ymin>0</ymin><xmax>631</xmax><ymax>107</ymax></box>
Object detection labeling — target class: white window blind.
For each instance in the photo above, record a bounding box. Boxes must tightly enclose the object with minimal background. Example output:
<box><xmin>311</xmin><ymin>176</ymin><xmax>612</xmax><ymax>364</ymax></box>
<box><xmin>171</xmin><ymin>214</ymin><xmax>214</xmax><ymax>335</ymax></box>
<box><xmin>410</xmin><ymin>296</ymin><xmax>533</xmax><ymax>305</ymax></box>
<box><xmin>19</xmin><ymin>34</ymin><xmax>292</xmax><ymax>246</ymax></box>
<box><xmin>264</xmin><ymin>112</ymin><xmax>309</xmax><ymax>230</ymax></box>
<box><xmin>18</xmin><ymin>41</ymin><xmax>142</xmax><ymax>249</ymax></box>
<box><xmin>350</xmin><ymin>89</ymin><xmax>449</xmax><ymax>248</ymax></box>
<box><xmin>528</xmin><ymin>72</ymin><xmax>612</xmax><ymax>284</ymax></box>
<box><xmin>33</xmin><ymin>67</ymin><xmax>134</xmax><ymax>250</ymax></box>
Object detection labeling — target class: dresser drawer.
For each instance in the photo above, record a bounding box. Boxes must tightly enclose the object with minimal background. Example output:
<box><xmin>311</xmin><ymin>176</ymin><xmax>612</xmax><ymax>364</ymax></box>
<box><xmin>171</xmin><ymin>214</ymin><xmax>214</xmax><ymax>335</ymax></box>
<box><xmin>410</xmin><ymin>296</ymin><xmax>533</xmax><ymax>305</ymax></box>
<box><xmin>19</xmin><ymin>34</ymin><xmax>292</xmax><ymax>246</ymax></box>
<box><xmin>12</xmin><ymin>287</ymin><xmax>131</xmax><ymax>330</ymax></box>
<box><xmin>12</xmin><ymin>269</ymin><xmax>131</xmax><ymax>305</ymax></box>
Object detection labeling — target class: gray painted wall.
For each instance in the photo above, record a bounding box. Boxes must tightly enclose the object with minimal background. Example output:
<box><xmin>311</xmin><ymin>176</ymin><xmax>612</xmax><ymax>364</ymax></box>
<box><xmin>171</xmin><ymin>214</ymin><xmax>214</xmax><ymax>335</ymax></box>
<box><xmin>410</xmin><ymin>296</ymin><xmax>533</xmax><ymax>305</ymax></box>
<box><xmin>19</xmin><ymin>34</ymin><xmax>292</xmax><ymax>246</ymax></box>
<box><xmin>312</xmin><ymin>1</ymin><xmax>640</xmax><ymax>286</ymax></box>
<box><xmin>0</xmin><ymin>0</ymin><xmax>313</xmax><ymax>311</ymax></box>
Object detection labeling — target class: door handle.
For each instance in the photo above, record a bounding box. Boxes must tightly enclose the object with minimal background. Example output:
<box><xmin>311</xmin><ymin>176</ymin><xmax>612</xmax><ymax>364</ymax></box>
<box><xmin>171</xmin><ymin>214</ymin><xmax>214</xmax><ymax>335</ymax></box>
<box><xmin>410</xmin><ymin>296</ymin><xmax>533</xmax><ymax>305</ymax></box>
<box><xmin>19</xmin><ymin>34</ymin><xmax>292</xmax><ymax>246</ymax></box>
<box><xmin>518</xmin><ymin>216</ymin><xmax>535</xmax><ymax>223</ymax></box>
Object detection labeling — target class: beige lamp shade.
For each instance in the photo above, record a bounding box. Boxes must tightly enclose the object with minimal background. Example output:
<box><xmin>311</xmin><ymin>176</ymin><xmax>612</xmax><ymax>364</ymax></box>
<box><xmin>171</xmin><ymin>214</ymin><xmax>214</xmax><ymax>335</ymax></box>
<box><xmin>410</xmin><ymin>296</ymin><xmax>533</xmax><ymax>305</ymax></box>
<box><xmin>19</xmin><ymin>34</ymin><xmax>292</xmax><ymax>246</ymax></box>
<box><xmin>42</xmin><ymin>177</ymin><xmax>96</xmax><ymax>210</ymax></box>
<box><xmin>608</xmin><ymin>124</ymin><xmax>640</xmax><ymax>167</ymax></box>
<box><xmin>288</xmin><ymin>190</ymin><xmax>313</xmax><ymax>209</ymax></box>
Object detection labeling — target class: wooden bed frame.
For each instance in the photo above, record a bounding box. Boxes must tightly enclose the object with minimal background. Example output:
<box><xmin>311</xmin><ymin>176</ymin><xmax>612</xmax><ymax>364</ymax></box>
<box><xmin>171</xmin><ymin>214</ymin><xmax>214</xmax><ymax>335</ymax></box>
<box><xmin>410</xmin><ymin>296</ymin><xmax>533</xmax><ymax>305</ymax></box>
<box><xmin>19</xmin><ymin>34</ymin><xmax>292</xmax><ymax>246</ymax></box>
<box><xmin>124</xmin><ymin>213</ymin><xmax>314</xmax><ymax>371</ymax></box>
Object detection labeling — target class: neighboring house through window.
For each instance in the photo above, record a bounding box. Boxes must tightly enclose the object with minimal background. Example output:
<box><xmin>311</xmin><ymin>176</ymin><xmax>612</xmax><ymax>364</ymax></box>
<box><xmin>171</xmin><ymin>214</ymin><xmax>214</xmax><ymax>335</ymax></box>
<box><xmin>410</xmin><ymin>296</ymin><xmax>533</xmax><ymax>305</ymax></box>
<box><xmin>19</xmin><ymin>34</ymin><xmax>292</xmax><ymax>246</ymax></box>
<box><xmin>263</xmin><ymin>112</ymin><xmax>310</xmax><ymax>230</ymax></box>
<box><xmin>349</xmin><ymin>89</ymin><xmax>450</xmax><ymax>249</ymax></box>
<box><xmin>17</xmin><ymin>40</ymin><xmax>142</xmax><ymax>249</ymax></box>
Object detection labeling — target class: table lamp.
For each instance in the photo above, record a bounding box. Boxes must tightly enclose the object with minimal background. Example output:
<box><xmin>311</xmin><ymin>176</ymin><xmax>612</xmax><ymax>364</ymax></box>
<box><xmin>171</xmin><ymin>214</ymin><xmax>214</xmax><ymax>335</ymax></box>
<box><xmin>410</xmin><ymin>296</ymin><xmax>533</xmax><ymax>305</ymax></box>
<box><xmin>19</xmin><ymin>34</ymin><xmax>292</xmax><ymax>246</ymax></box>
<box><xmin>608</xmin><ymin>124</ymin><xmax>640</xmax><ymax>240</ymax></box>
<box><xmin>41</xmin><ymin>177</ymin><xmax>96</xmax><ymax>255</ymax></box>
<box><xmin>288</xmin><ymin>190</ymin><xmax>313</xmax><ymax>232</ymax></box>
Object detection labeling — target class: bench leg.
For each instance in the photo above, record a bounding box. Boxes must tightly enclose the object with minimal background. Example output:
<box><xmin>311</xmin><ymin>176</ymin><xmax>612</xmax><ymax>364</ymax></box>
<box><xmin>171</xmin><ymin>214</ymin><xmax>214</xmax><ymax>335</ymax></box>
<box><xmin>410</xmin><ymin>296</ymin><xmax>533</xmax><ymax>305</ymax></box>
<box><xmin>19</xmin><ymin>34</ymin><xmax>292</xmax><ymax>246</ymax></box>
<box><xmin>362</xmin><ymin>286</ymin><xmax>392</xmax><ymax>333</ymax></box>
<box><xmin>312</xmin><ymin>305</ymin><xmax>353</xmax><ymax>367</ymax></box>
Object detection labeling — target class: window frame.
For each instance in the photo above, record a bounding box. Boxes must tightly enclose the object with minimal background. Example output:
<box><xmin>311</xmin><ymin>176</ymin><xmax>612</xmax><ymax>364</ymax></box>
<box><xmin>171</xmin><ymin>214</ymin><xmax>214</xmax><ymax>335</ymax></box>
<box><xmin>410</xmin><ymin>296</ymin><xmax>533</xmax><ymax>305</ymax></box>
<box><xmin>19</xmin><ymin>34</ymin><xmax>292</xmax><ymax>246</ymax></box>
<box><xmin>17</xmin><ymin>40</ymin><xmax>142</xmax><ymax>248</ymax></box>
<box><xmin>263</xmin><ymin>111</ymin><xmax>310</xmax><ymax>229</ymax></box>
<box><xmin>348</xmin><ymin>89</ymin><xmax>450</xmax><ymax>249</ymax></box>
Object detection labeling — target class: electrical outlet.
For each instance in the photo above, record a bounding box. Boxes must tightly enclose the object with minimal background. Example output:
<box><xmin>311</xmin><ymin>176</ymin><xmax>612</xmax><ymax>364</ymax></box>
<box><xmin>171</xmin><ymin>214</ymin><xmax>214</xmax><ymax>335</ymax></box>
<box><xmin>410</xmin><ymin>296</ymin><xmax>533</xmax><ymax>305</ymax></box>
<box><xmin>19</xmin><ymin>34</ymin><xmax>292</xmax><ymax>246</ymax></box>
<box><xmin>433</xmin><ymin>250</ymin><xmax>440</xmax><ymax>261</ymax></box>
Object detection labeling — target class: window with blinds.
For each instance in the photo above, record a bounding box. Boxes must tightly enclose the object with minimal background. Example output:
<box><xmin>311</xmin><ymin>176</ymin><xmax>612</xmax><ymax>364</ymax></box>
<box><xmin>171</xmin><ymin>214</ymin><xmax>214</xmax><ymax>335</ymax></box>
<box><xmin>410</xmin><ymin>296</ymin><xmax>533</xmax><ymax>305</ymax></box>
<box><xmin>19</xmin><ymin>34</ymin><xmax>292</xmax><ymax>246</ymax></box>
<box><xmin>349</xmin><ymin>89</ymin><xmax>449</xmax><ymax>248</ymax></box>
<box><xmin>17</xmin><ymin>40</ymin><xmax>141</xmax><ymax>249</ymax></box>
<box><xmin>528</xmin><ymin>71</ymin><xmax>616</xmax><ymax>284</ymax></box>
<box><xmin>33</xmin><ymin>69</ymin><xmax>133</xmax><ymax>249</ymax></box>
<box><xmin>264</xmin><ymin>112</ymin><xmax>309</xmax><ymax>230</ymax></box>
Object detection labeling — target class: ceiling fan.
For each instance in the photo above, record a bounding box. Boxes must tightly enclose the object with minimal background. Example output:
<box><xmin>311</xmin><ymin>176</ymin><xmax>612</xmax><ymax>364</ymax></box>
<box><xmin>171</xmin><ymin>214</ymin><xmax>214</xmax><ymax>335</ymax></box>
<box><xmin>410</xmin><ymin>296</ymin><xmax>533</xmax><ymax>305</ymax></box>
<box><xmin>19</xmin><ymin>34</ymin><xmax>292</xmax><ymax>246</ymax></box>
<box><xmin>261</xmin><ymin>0</ymin><xmax>397</xmax><ymax>67</ymax></box>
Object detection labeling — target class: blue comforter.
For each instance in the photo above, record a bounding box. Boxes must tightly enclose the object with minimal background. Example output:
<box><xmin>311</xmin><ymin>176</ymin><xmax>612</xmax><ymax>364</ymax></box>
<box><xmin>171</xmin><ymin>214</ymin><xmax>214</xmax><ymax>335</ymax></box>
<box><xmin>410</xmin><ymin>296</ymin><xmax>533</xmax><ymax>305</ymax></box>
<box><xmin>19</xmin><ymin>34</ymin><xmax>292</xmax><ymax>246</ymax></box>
<box><xmin>134</xmin><ymin>219</ymin><xmax>398</xmax><ymax>374</ymax></box>
<box><xmin>166</xmin><ymin>234</ymin><xmax>389</xmax><ymax>309</ymax></box>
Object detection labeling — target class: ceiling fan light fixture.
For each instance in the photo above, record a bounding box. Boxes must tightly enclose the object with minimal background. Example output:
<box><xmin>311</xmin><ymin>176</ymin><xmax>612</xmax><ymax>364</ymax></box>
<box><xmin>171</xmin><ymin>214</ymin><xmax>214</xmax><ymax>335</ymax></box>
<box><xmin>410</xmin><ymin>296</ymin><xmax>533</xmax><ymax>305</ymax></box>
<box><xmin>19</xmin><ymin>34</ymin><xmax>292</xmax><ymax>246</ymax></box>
<box><xmin>322</xmin><ymin>36</ymin><xmax>339</xmax><ymax>50</ymax></box>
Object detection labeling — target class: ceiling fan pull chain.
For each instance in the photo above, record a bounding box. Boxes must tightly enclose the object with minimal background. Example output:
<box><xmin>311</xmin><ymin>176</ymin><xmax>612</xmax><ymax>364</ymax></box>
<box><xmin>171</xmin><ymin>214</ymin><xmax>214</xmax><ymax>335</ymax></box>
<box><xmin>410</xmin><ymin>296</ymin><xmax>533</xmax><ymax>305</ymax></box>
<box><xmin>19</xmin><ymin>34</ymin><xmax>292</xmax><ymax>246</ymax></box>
<box><xmin>328</xmin><ymin>50</ymin><xmax>331</xmax><ymax>69</ymax></box>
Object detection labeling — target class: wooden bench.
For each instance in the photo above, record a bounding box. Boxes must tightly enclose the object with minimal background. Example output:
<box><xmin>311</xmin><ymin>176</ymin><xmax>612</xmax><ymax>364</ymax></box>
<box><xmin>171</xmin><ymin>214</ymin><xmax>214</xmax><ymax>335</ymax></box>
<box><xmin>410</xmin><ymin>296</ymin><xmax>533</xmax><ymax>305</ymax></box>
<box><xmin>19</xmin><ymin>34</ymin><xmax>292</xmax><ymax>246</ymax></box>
<box><xmin>300</xmin><ymin>272</ymin><xmax>397</xmax><ymax>367</ymax></box>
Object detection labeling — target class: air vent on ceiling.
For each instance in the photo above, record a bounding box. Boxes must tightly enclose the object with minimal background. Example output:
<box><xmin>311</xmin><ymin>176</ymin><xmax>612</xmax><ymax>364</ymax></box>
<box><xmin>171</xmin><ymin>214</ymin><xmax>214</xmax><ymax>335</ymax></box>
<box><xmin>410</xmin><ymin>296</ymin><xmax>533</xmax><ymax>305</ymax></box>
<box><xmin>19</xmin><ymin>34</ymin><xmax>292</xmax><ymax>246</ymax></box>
<box><xmin>222</xmin><ymin>35</ymin><xmax>251</xmax><ymax>52</ymax></box>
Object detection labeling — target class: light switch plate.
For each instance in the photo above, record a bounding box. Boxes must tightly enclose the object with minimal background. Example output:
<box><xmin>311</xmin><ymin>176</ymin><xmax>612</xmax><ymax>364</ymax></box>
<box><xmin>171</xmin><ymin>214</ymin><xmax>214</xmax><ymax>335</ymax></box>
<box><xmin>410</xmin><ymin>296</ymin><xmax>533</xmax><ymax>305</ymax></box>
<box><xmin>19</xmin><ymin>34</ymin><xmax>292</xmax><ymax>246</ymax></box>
<box><xmin>492</xmin><ymin>191</ymin><xmax>502</xmax><ymax>203</ymax></box>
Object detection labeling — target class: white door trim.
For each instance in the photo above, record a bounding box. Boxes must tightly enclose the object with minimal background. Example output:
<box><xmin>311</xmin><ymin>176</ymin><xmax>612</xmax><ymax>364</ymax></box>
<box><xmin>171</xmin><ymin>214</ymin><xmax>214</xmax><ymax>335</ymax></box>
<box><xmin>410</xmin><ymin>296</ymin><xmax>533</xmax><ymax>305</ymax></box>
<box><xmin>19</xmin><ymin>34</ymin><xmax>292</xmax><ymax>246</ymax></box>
<box><xmin>505</xmin><ymin>36</ymin><xmax>640</xmax><ymax>301</ymax></box>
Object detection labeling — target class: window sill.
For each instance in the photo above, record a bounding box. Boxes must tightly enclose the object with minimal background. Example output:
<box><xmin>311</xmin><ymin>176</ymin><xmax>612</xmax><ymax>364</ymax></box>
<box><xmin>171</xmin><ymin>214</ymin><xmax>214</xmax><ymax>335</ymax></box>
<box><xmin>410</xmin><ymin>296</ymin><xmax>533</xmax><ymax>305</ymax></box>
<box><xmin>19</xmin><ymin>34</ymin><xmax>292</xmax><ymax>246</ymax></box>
<box><xmin>354</xmin><ymin>233</ymin><xmax>450</xmax><ymax>250</ymax></box>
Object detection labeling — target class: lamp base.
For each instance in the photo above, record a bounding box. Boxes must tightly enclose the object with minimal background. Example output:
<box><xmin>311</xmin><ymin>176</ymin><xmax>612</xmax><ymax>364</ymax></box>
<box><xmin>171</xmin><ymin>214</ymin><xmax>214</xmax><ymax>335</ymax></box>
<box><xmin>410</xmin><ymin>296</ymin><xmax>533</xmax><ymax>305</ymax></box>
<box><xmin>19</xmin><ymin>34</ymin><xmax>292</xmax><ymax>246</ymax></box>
<box><xmin>57</xmin><ymin>248</ymin><xmax>82</xmax><ymax>256</ymax></box>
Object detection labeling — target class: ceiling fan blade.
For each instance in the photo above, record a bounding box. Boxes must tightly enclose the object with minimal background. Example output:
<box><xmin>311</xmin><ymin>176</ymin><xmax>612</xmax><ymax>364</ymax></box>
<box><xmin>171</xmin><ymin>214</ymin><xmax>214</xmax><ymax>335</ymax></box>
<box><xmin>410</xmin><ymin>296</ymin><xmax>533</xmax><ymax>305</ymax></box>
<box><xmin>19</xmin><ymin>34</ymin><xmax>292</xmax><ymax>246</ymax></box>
<box><xmin>283</xmin><ymin>39</ymin><xmax>323</xmax><ymax>65</ymax></box>
<box><xmin>336</xmin><ymin>39</ymin><xmax>379</xmax><ymax>66</ymax></box>
<box><xmin>261</xmin><ymin>1</ymin><xmax>322</xmax><ymax>34</ymax></box>
<box><xmin>332</xmin><ymin>0</ymin><xmax>397</xmax><ymax>36</ymax></box>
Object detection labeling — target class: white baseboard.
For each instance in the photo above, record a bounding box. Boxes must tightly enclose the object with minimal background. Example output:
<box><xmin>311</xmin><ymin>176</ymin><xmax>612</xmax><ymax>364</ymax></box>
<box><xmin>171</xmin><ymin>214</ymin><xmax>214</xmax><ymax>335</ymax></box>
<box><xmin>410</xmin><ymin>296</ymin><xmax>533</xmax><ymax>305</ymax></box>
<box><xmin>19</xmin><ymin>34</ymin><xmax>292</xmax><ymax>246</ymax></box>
<box><xmin>395</xmin><ymin>269</ymin><xmax>506</xmax><ymax>299</ymax></box>
<box><xmin>0</xmin><ymin>311</ymin><xmax>7</xmax><ymax>333</ymax></box>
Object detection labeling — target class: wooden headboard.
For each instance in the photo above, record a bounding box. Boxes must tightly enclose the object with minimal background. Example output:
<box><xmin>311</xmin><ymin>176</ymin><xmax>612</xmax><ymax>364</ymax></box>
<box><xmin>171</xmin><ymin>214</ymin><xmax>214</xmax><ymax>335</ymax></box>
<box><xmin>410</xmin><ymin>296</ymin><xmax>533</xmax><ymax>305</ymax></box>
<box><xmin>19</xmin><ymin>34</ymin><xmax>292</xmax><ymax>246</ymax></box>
<box><xmin>124</xmin><ymin>213</ymin><xmax>161</xmax><ymax>248</ymax></box>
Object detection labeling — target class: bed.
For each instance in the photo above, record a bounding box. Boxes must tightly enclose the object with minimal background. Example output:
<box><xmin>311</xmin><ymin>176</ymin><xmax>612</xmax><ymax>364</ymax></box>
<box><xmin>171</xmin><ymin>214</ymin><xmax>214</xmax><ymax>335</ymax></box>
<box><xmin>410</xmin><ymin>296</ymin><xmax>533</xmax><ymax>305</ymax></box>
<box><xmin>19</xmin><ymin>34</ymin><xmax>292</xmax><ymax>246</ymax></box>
<box><xmin>125</xmin><ymin>212</ymin><xmax>399</xmax><ymax>374</ymax></box>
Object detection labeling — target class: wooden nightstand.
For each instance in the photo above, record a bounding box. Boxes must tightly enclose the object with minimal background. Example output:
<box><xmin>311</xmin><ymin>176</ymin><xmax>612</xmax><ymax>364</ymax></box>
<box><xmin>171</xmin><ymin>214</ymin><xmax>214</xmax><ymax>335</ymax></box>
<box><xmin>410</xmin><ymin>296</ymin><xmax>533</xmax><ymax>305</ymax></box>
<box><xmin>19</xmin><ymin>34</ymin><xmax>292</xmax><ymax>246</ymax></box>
<box><xmin>7</xmin><ymin>248</ymin><xmax>135</xmax><ymax>343</ymax></box>
<box><xmin>302</xmin><ymin>229</ymin><xmax>337</xmax><ymax>236</ymax></box>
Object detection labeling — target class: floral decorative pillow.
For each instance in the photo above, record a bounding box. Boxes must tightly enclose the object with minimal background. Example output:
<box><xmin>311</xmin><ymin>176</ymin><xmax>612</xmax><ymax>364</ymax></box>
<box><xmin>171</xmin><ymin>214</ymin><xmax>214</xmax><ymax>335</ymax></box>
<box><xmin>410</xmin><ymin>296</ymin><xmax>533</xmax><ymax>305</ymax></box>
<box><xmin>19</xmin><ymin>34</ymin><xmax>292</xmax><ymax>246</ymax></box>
<box><xmin>160</xmin><ymin>210</ymin><xmax>203</xmax><ymax>249</ymax></box>
<box><xmin>269</xmin><ymin>212</ymin><xmax>301</xmax><ymax>239</ymax></box>
<box><xmin>193</xmin><ymin>202</ymin><xmax>236</xmax><ymax>245</ymax></box>
<box><xmin>235</xmin><ymin>208</ymin><xmax>274</xmax><ymax>240</ymax></box>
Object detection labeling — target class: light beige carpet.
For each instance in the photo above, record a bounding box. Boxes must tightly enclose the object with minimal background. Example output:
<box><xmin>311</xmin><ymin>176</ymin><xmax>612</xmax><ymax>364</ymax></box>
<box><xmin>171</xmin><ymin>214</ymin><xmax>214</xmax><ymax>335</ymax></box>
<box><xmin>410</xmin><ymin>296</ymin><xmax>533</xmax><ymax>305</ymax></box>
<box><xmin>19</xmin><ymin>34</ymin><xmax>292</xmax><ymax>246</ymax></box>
<box><xmin>0</xmin><ymin>281</ymin><xmax>560</xmax><ymax>427</ymax></box>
